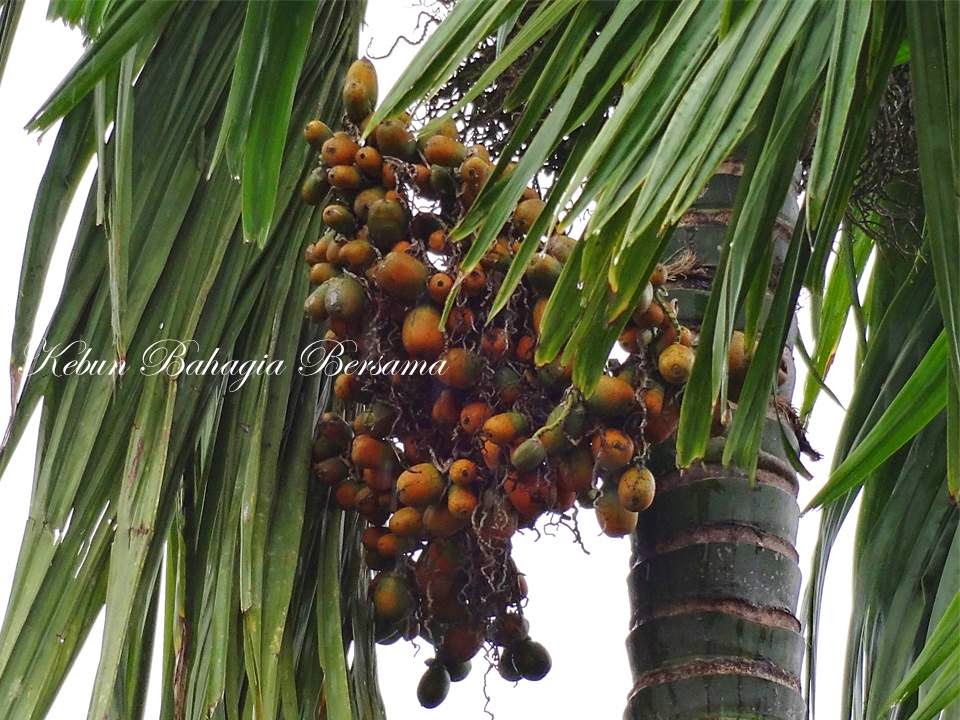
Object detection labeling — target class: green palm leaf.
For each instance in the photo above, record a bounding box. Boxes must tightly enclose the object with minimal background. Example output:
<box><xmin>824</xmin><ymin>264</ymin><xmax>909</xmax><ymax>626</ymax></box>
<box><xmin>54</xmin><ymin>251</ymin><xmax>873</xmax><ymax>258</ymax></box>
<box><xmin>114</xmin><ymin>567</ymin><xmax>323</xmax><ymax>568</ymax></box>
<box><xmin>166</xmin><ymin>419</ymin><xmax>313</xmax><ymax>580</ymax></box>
<box><xmin>0</xmin><ymin>2</ymin><xmax>380</xmax><ymax>719</ymax></box>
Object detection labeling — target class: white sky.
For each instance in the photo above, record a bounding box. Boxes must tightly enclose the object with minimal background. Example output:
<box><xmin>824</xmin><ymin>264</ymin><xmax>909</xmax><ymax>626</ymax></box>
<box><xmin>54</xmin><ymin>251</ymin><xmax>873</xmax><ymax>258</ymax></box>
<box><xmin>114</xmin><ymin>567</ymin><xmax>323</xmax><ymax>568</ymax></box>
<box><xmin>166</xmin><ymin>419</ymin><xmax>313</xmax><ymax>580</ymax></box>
<box><xmin>0</xmin><ymin>1</ymin><xmax>859</xmax><ymax>718</ymax></box>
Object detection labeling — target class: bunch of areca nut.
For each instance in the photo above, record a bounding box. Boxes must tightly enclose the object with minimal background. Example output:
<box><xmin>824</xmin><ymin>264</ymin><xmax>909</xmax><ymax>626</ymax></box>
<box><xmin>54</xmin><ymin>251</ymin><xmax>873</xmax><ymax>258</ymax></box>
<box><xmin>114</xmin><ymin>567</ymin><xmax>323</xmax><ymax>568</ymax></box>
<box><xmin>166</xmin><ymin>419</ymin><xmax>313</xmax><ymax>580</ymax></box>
<box><xmin>299</xmin><ymin>58</ymin><xmax>708</xmax><ymax>709</ymax></box>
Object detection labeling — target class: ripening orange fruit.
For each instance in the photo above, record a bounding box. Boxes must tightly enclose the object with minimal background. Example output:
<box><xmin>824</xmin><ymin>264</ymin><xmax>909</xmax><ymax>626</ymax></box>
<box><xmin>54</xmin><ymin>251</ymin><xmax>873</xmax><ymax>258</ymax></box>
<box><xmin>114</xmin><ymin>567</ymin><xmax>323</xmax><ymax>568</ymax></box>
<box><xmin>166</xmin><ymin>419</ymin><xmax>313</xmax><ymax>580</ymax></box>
<box><xmin>323</xmin><ymin>276</ymin><xmax>365</xmax><ymax>322</ymax></box>
<box><xmin>376</xmin><ymin>532</ymin><xmax>412</xmax><ymax>559</ymax></box>
<box><xmin>375</xmin><ymin>118</ymin><xmax>416</xmax><ymax>159</ymax></box>
<box><xmin>353</xmin><ymin>186</ymin><xmax>386</xmax><ymax>221</ymax></box>
<box><xmin>481</xmin><ymin>327</ymin><xmax>509</xmax><ymax>361</ymax></box>
<box><xmin>334</xmin><ymin>480</ymin><xmax>361</xmax><ymax>511</ymax></box>
<box><xmin>304</xmin><ymin>120</ymin><xmax>333</xmax><ymax>149</ymax></box>
<box><xmin>370</xmin><ymin>251</ymin><xmax>428</xmax><ymax>301</ymax></box>
<box><xmin>728</xmin><ymin>330</ymin><xmax>749</xmax><ymax>375</ymax></box>
<box><xmin>634</xmin><ymin>301</ymin><xmax>665</xmax><ymax>329</ymax></box>
<box><xmin>356</xmin><ymin>146</ymin><xmax>383</xmax><ymax>178</ymax></box>
<box><xmin>313</xmin><ymin>457</ymin><xmax>349</xmax><ymax>486</ymax></box>
<box><xmin>422</xmin><ymin>505</ymin><xmax>469</xmax><ymax>538</ymax></box>
<box><xmin>397</xmin><ymin>463</ymin><xmax>445</xmax><ymax>507</ymax></box>
<box><xmin>440</xmin><ymin>624</ymin><xmax>483</xmax><ymax>663</ymax></box>
<box><xmin>402</xmin><ymin>305</ymin><xmax>445</xmax><ymax>359</ymax></box>
<box><xmin>617</xmin><ymin>466</ymin><xmax>655</xmax><ymax>512</ymax></box>
<box><xmin>594</xmin><ymin>487</ymin><xmax>638</xmax><ymax>538</ymax></box>
<box><xmin>447</xmin><ymin>485</ymin><xmax>478</xmax><ymax>520</ymax></box>
<box><xmin>424</xmin><ymin>135</ymin><xmax>466</xmax><ymax>166</ymax></box>
<box><xmin>556</xmin><ymin>446</ymin><xmax>594</xmax><ymax>494</ymax></box>
<box><xmin>351</xmin><ymin>434</ymin><xmax>395</xmax><ymax>469</ymax></box>
<box><xmin>465</xmin><ymin>144</ymin><xmax>490</xmax><ymax>162</ymax></box>
<box><xmin>643</xmin><ymin>396</ymin><xmax>680</xmax><ymax>444</ymax></box>
<box><xmin>367</xmin><ymin>198</ymin><xmax>408</xmax><ymax>249</ymax></box>
<box><xmin>382</xmin><ymin>163</ymin><xmax>397</xmax><ymax>189</ymax></box>
<box><xmin>372</xmin><ymin>572</ymin><xmax>414</xmax><ymax>621</ymax></box>
<box><xmin>585</xmin><ymin>375</ymin><xmax>636</xmax><ymax>417</ymax></box>
<box><xmin>619</xmin><ymin>325</ymin><xmax>641</xmax><ymax>353</ymax></box>
<box><xmin>431</xmin><ymin>389</ymin><xmax>461</xmax><ymax>429</ymax></box>
<box><xmin>437</xmin><ymin>348</ymin><xmax>483</xmax><ymax>389</ymax></box>
<box><xmin>532</xmin><ymin>297</ymin><xmax>548</xmax><ymax>335</ymax></box>
<box><xmin>449</xmin><ymin>458</ymin><xmax>478</xmax><ymax>486</ymax></box>
<box><xmin>343</xmin><ymin>58</ymin><xmax>377</xmax><ymax>121</ymax></box>
<box><xmin>427</xmin><ymin>273</ymin><xmax>453</xmax><ymax>304</ymax></box>
<box><xmin>444</xmin><ymin>307</ymin><xmax>475</xmax><ymax>335</ymax></box>
<box><xmin>481</xmin><ymin>439</ymin><xmax>504</xmax><ymax>471</ymax></box>
<box><xmin>321</xmin><ymin>132</ymin><xmax>359</xmax><ymax>166</ymax></box>
<box><xmin>459</xmin><ymin>402</ymin><xmax>493</xmax><ymax>435</ymax></box>
<box><xmin>428</xmin><ymin>229</ymin><xmax>450</xmax><ymax>254</ymax></box>
<box><xmin>362</xmin><ymin>467</ymin><xmax>395</xmax><ymax>493</ymax></box>
<box><xmin>304</xmin><ymin>238</ymin><xmax>327</xmax><ymax>265</ymax></box>
<box><xmin>591</xmin><ymin>429</ymin><xmax>635</xmax><ymax>472</ymax></box>
<box><xmin>482</xmin><ymin>412</ymin><xmax>529</xmax><ymax>444</ymax></box>
<box><xmin>309</xmin><ymin>262</ymin><xmax>338</xmax><ymax>285</ymax></box>
<box><xmin>658</xmin><ymin>343</ymin><xmax>695</xmax><ymax>385</ymax></box>
<box><xmin>361</xmin><ymin>526</ymin><xmax>388</xmax><ymax>553</ymax></box>
<box><xmin>412</xmin><ymin>164</ymin><xmax>431</xmax><ymax>192</ymax></box>
<box><xmin>322</xmin><ymin>204</ymin><xmax>356</xmax><ymax>235</ymax></box>
<box><xmin>389</xmin><ymin>506</ymin><xmax>424</xmax><ymax>537</ymax></box>
<box><xmin>327</xmin><ymin>164</ymin><xmax>362</xmax><ymax>190</ymax></box>
<box><xmin>339</xmin><ymin>239</ymin><xmax>376</xmax><ymax>270</ymax></box>
<box><xmin>459</xmin><ymin>155</ymin><xmax>492</xmax><ymax>191</ymax></box>
<box><xmin>649</xmin><ymin>263</ymin><xmax>667</xmax><ymax>285</ymax></box>
<box><xmin>334</xmin><ymin>372</ymin><xmax>361</xmax><ymax>401</ymax></box>
<box><xmin>514</xmin><ymin>335</ymin><xmax>536</xmax><ymax>362</ymax></box>
<box><xmin>513</xmin><ymin>198</ymin><xmax>545</xmax><ymax>233</ymax></box>
<box><xmin>642</xmin><ymin>384</ymin><xmax>665</xmax><ymax>416</ymax></box>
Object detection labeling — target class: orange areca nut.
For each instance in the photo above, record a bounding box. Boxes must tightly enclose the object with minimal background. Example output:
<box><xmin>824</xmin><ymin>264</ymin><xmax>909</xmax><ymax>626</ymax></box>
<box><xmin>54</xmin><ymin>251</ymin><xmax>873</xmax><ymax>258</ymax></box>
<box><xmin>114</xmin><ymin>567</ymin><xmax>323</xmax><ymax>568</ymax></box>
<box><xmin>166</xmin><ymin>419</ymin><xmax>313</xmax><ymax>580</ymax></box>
<box><xmin>370</xmin><ymin>251</ymin><xmax>427</xmax><ymax>300</ymax></box>
<box><xmin>585</xmin><ymin>375</ymin><xmax>636</xmax><ymax>417</ymax></box>
<box><xmin>482</xmin><ymin>412</ymin><xmax>529</xmax><ymax>445</ymax></box>
<box><xmin>460</xmin><ymin>267</ymin><xmax>487</xmax><ymax>296</ymax></box>
<box><xmin>591</xmin><ymin>429</ymin><xmax>635</xmax><ymax>472</ymax></box>
<box><xmin>617</xmin><ymin>466</ymin><xmax>656</xmax><ymax>513</ymax></box>
<box><xmin>321</xmin><ymin>132</ymin><xmax>359</xmax><ymax>166</ymax></box>
<box><xmin>424</xmin><ymin>135</ymin><xmax>466</xmax><ymax>166</ymax></box>
<box><xmin>594</xmin><ymin>487</ymin><xmax>638</xmax><ymax>538</ymax></box>
<box><xmin>431</xmin><ymin>389</ymin><xmax>461</xmax><ymax>429</ymax></box>
<box><xmin>403</xmin><ymin>305</ymin><xmax>445</xmax><ymax>359</ymax></box>
<box><xmin>449</xmin><ymin>459</ymin><xmax>479</xmax><ymax>486</ymax></box>
<box><xmin>447</xmin><ymin>485</ymin><xmax>479</xmax><ymax>520</ymax></box>
<box><xmin>304</xmin><ymin>119</ymin><xmax>334</xmax><ymax>149</ymax></box>
<box><xmin>659</xmin><ymin>343</ymin><xmax>695</xmax><ymax>385</ymax></box>
<box><xmin>513</xmin><ymin>198</ymin><xmax>545</xmax><ymax>233</ymax></box>
<box><xmin>427</xmin><ymin>273</ymin><xmax>453</xmax><ymax>304</ymax></box>
<box><xmin>356</xmin><ymin>146</ymin><xmax>383</xmax><ymax>177</ymax></box>
<box><xmin>372</xmin><ymin>572</ymin><xmax>414</xmax><ymax>621</ymax></box>
<box><xmin>459</xmin><ymin>402</ymin><xmax>493</xmax><ymax>435</ymax></box>
<box><xmin>351</xmin><ymin>434</ymin><xmax>395</xmax><ymax>469</ymax></box>
<box><xmin>397</xmin><ymin>463</ymin><xmax>445</xmax><ymax>507</ymax></box>
<box><xmin>389</xmin><ymin>506</ymin><xmax>425</xmax><ymax>537</ymax></box>
<box><xmin>438</xmin><ymin>348</ymin><xmax>483</xmax><ymax>389</ymax></box>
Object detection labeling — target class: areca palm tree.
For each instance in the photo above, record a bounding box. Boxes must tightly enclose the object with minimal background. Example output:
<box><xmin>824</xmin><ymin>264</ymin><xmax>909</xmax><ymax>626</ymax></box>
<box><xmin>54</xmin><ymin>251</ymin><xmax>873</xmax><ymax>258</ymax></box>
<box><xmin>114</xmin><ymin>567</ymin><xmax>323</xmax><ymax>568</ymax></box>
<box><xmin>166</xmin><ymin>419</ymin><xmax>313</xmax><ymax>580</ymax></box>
<box><xmin>0</xmin><ymin>2</ymin><xmax>957</xmax><ymax>720</ymax></box>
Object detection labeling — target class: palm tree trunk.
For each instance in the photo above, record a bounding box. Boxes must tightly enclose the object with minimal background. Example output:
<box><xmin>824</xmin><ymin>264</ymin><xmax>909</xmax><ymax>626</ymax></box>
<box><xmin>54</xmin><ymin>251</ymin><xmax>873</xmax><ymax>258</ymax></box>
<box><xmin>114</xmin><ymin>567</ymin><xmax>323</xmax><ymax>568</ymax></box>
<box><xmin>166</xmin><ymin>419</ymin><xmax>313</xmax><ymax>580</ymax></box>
<box><xmin>624</xmin><ymin>164</ymin><xmax>806</xmax><ymax>720</ymax></box>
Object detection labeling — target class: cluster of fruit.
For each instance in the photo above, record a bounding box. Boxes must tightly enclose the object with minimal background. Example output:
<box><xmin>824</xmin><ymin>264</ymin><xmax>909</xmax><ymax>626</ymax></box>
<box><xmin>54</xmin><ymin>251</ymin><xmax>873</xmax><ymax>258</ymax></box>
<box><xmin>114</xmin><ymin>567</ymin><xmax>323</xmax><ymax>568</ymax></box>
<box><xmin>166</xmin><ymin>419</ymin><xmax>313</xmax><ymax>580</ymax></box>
<box><xmin>298</xmin><ymin>59</ymin><xmax>698</xmax><ymax>709</ymax></box>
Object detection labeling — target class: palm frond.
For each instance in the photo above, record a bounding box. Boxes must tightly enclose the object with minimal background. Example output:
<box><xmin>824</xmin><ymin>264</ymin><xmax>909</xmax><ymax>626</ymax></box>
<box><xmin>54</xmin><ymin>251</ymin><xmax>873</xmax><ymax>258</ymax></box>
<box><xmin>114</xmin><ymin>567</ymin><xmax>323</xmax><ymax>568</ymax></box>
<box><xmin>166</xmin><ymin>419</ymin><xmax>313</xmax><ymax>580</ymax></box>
<box><xmin>0</xmin><ymin>2</ymin><xmax>381</xmax><ymax>718</ymax></box>
<box><xmin>0</xmin><ymin>0</ymin><xmax>23</xmax><ymax>86</ymax></box>
<box><xmin>375</xmin><ymin>1</ymin><xmax>960</xmax><ymax>718</ymax></box>
<box><xmin>802</xmin><ymin>218</ymin><xmax>955</xmax><ymax>720</ymax></box>
<box><xmin>371</xmin><ymin>0</ymin><xmax>958</xmax><ymax>478</ymax></box>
